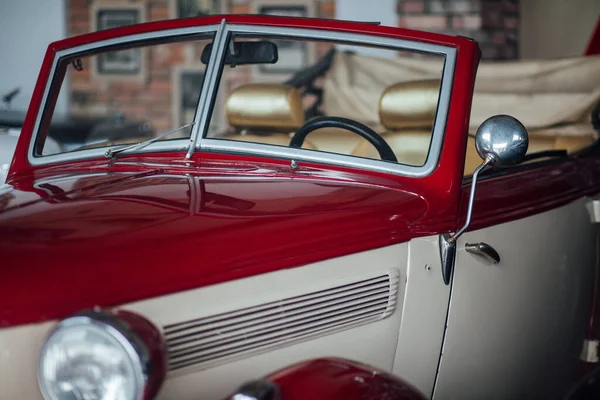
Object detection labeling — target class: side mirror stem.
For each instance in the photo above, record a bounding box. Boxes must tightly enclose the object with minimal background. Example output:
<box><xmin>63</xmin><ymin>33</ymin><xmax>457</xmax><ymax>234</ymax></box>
<box><xmin>439</xmin><ymin>155</ymin><xmax>494</xmax><ymax>285</ymax></box>
<box><xmin>440</xmin><ymin>115</ymin><xmax>528</xmax><ymax>285</ymax></box>
<box><xmin>449</xmin><ymin>155</ymin><xmax>494</xmax><ymax>243</ymax></box>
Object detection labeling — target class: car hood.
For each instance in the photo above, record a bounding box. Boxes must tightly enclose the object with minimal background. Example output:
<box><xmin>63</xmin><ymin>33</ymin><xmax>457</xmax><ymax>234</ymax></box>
<box><xmin>0</xmin><ymin>165</ymin><xmax>427</xmax><ymax>326</ymax></box>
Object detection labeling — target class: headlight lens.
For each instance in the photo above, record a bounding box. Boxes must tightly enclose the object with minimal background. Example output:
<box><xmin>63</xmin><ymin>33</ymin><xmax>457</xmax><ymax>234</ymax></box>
<box><xmin>38</xmin><ymin>310</ymin><xmax>165</xmax><ymax>400</ymax></box>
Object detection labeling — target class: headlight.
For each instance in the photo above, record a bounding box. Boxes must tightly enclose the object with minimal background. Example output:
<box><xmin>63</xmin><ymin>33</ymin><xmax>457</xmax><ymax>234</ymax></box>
<box><xmin>38</xmin><ymin>309</ymin><xmax>165</xmax><ymax>400</ymax></box>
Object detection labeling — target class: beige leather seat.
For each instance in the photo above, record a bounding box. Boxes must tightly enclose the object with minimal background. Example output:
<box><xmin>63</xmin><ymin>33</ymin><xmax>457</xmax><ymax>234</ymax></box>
<box><xmin>303</xmin><ymin>127</ymin><xmax>372</xmax><ymax>155</ymax></box>
<box><xmin>221</xmin><ymin>83</ymin><xmax>316</xmax><ymax>150</ymax></box>
<box><xmin>353</xmin><ymin>79</ymin><xmax>597</xmax><ymax>175</ymax></box>
<box><xmin>352</xmin><ymin>80</ymin><xmax>440</xmax><ymax>167</ymax></box>
<box><xmin>528</xmin><ymin>134</ymin><xmax>596</xmax><ymax>154</ymax></box>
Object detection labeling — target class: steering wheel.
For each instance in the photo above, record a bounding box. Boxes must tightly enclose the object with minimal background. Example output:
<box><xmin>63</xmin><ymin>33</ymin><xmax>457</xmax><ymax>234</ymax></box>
<box><xmin>289</xmin><ymin>116</ymin><xmax>398</xmax><ymax>163</ymax></box>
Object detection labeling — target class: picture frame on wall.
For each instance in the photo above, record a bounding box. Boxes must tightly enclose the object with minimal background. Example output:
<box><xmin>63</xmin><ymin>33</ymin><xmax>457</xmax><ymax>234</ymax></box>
<box><xmin>172</xmin><ymin>65</ymin><xmax>226</xmax><ymax>132</ymax></box>
<box><xmin>90</xmin><ymin>3</ymin><xmax>146</xmax><ymax>80</ymax></box>
<box><xmin>171</xmin><ymin>0</ymin><xmax>223</xmax><ymax>19</ymax></box>
<box><xmin>173</xmin><ymin>67</ymin><xmax>205</xmax><ymax>128</ymax></box>
<box><xmin>251</xmin><ymin>0</ymin><xmax>316</xmax><ymax>80</ymax></box>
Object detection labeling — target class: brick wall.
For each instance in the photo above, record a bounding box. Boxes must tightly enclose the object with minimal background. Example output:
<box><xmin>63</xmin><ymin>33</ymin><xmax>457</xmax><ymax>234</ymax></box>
<box><xmin>66</xmin><ymin>0</ymin><xmax>518</xmax><ymax>134</ymax></box>
<box><xmin>69</xmin><ymin>0</ymin><xmax>179</xmax><ymax>131</ymax></box>
<box><xmin>67</xmin><ymin>0</ymin><xmax>335</xmax><ymax>131</ymax></box>
<box><xmin>397</xmin><ymin>0</ymin><xmax>519</xmax><ymax>59</ymax></box>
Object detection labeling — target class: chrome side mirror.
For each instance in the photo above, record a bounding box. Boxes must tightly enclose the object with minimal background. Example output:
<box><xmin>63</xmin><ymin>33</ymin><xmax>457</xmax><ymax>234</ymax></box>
<box><xmin>475</xmin><ymin>115</ymin><xmax>529</xmax><ymax>166</ymax></box>
<box><xmin>440</xmin><ymin>115</ymin><xmax>528</xmax><ymax>284</ymax></box>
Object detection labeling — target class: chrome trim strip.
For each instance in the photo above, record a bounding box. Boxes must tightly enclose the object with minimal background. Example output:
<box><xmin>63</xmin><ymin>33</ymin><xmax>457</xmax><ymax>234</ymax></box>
<box><xmin>227</xmin><ymin>24</ymin><xmax>453</xmax><ymax>56</ymax></box>
<box><xmin>106</xmin><ymin>122</ymin><xmax>195</xmax><ymax>158</ymax></box>
<box><xmin>29</xmin><ymin>139</ymin><xmax>191</xmax><ymax>166</ymax></box>
<box><xmin>28</xmin><ymin>24</ymin><xmax>220</xmax><ymax>167</ymax></box>
<box><xmin>201</xmin><ymin>138</ymin><xmax>427</xmax><ymax>176</ymax></box>
<box><xmin>186</xmin><ymin>19</ymin><xmax>228</xmax><ymax>159</ymax></box>
<box><xmin>198</xmin><ymin>24</ymin><xmax>456</xmax><ymax>177</ymax></box>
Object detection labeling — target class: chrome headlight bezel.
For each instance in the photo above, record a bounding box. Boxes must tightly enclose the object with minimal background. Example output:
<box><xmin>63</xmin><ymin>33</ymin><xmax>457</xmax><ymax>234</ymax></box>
<box><xmin>38</xmin><ymin>309</ymin><xmax>165</xmax><ymax>400</ymax></box>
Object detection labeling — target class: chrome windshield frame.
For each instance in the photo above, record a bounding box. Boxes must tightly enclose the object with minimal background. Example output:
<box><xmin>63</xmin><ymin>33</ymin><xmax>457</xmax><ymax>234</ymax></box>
<box><xmin>28</xmin><ymin>20</ymin><xmax>457</xmax><ymax>178</ymax></box>
<box><xmin>27</xmin><ymin>22</ymin><xmax>224</xmax><ymax>167</ymax></box>
<box><xmin>193</xmin><ymin>23</ymin><xmax>456</xmax><ymax>177</ymax></box>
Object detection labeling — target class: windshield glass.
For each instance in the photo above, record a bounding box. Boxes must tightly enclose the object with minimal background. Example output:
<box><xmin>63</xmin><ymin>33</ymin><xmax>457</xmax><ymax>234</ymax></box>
<box><xmin>36</xmin><ymin>34</ymin><xmax>215</xmax><ymax>156</ymax></box>
<box><xmin>205</xmin><ymin>35</ymin><xmax>445</xmax><ymax>167</ymax></box>
<box><xmin>34</xmin><ymin>27</ymin><xmax>451</xmax><ymax>173</ymax></box>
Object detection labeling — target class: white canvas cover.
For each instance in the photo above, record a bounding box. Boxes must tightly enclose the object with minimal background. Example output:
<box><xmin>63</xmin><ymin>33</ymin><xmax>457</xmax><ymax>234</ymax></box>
<box><xmin>324</xmin><ymin>52</ymin><xmax>600</xmax><ymax>136</ymax></box>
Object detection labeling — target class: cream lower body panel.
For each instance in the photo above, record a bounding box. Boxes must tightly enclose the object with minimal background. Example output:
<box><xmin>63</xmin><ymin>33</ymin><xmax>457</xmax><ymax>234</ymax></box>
<box><xmin>393</xmin><ymin>235</ymin><xmax>452</xmax><ymax>396</ymax></box>
<box><xmin>160</xmin><ymin>321</ymin><xmax>399</xmax><ymax>399</ymax></box>
<box><xmin>3</xmin><ymin>201</ymin><xmax>592</xmax><ymax>400</ymax></box>
<box><xmin>0</xmin><ymin>242</ymin><xmax>415</xmax><ymax>400</ymax></box>
<box><xmin>434</xmin><ymin>198</ymin><xmax>597</xmax><ymax>400</ymax></box>
<box><xmin>0</xmin><ymin>321</ymin><xmax>54</xmax><ymax>400</ymax></box>
<box><xmin>127</xmin><ymin>243</ymin><xmax>409</xmax><ymax>399</ymax></box>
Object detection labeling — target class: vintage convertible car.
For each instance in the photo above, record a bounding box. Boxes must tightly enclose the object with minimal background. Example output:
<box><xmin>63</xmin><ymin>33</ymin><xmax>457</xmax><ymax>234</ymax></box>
<box><xmin>1</xmin><ymin>15</ymin><xmax>600</xmax><ymax>400</ymax></box>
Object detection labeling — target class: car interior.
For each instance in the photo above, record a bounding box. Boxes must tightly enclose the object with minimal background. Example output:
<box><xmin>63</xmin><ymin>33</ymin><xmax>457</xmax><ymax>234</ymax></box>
<box><xmin>212</xmin><ymin>79</ymin><xmax>598</xmax><ymax>176</ymax></box>
<box><xmin>204</xmin><ymin>37</ymin><xmax>599</xmax><ymax>176</ymax></box>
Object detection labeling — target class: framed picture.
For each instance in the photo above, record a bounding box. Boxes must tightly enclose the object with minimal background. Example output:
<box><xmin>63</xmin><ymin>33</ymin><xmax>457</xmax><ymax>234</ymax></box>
<box><xmin>172</xmin><ymin>65</ymin><xmax>226</xmax><ymax>132</ymax></box>
<box><xmin>251</xmin><ymin>0</ymin><xmax>316</xmax><ymax>80</ymax></box>
<box><xmin>91</xmin><ymin>3</ymin><xmax>146</xmax><ymax>80</ymax></box>
<box><xmin>173</xmin><ymin>67</ymin><xmax>205</xmax><ymax>127</ymax></box>
<box><xmin>171</xmin><ymin>0</ymin><xmax>223</xmax><ymax>19</ymax></box>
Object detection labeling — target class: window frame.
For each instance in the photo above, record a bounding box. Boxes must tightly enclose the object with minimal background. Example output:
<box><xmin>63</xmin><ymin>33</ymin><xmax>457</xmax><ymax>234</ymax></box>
<box><xmin>194</xmin><ymin>23</ymin><xmax>456</xmax><ymax>177</ymax></box>
<box><xmin>28</xmin><ymin>20</ymin><xmax>457</xmax><ymax>179</ymax></box>
<box><xmin>27</xmin><ymin>23</ymin><xmax>222</xmax><ymax>166</ymax></box>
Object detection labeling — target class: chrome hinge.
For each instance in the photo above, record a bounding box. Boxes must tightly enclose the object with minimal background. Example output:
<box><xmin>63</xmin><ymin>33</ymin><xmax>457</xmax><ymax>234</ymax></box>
<box><xmin>581</xmin><ymin>339</ymin><xmax>600</xmax><ymax>363</ymax></box>
<box><xmin>588</xmin><ymin>198</ymin><xmax>600</xmax><ymax>223</ymax></box>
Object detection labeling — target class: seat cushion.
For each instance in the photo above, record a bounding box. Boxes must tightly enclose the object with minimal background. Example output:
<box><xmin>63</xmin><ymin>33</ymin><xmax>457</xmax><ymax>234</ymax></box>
<box><xmin>352</xmin><ymin>130</ymin><xmax>432</xmax><ymax>166</ymax></box>
<box><xmin>220</xmin><ymin>133</ymin><xmax>316</xmax><ymax>150</ymax></box>
<box><xmin>305</xmin><ymin>127</ymin><xmax>375</xmax><ymax>155</ymax></box>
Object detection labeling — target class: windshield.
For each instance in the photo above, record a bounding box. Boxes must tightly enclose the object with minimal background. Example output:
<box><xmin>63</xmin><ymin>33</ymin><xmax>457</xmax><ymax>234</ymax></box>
<box><xmin>205</xmin><ymin>35</ymin><xmax>445</xmax><ymax>167</ymax></box>
<box><xmin>36</xmin><ymin>34</ymin><xmax>215</xmax><ymax>156</ymax></box>
<box><xmin>33</xmin><ymin>25</ymin><xmax>453</xmax><ymax>175</ymax></box>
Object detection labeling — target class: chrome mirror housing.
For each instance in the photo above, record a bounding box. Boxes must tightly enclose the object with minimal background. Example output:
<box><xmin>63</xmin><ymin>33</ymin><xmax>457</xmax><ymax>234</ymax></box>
<box><xmin>439</xmin><ymin>115</ymin><xmax>529</xmax><ymax>285</ymax></box>
<box><xmin>475</xmin><ymin>115</ymin><xmax>529</xmax><ymax>166</ymax></box>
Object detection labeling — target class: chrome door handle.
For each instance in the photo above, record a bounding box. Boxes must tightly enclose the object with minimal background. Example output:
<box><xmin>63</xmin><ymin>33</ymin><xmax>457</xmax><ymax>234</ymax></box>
<box><xmin>465</xmin><ymin>242</ymin><xmax>500</xmax><ymax>264</ymax></box>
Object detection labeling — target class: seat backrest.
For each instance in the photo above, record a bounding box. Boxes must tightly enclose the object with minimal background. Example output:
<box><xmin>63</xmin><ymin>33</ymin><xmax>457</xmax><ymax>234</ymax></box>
<box><xmin>353</xmin><ymin>80</ymin><xmax>440</xmax><ymax>166</ymax></box>
<box><xmin>378</xmin><ymin>79</ymin><xmax>441</xmax><ymax>131</ymax></box>
<box><xmin>225</xmin><ymin>84</ymin><xmax>305</xmax><ymax>133</ymax></box>
<box><xmin>221</xmin><ymin>83</ymin><xmax>317</xmax><ymax>149</ymax></box>
<box><xmin>358</xmin><ymin>79</ymin><xmax>597</xmax><ymax>175</ymax></box>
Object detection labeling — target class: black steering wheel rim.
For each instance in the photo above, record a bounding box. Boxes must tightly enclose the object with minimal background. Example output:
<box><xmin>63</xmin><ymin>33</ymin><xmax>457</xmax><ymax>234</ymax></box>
<box><xmin>289</xmin><ymin>116</ymin><xmax>397</xmax><ymax>163</ymax></box>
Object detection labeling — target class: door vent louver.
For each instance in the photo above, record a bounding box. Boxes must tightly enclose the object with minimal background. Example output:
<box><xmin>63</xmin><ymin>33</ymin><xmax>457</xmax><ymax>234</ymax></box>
<box><xmin>163</xmin><ymin>273</ymin><xmax>398</xmax><ymax>372</ymax></box>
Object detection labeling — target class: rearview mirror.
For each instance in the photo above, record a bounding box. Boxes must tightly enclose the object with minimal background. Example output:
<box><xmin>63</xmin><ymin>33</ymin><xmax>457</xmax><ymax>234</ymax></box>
<box><xmin>201</xmin><ymin>41</ymin><xmax>279</xmax><ymax>66</ymax></box>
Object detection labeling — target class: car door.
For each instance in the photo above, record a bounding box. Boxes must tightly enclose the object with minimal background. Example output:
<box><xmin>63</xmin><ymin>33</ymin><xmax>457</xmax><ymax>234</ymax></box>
<box><xmin>433</xmin><ymin>158</ymin><xmax>597</xmax><ymax>400</ymax></box>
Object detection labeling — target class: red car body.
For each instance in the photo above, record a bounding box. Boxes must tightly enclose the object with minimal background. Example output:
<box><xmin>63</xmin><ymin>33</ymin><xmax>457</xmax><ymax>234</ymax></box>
<box><xmin>1</xmin><ymin>15</ymin><xmax>482</xmax><ymax>326</ymax></box>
